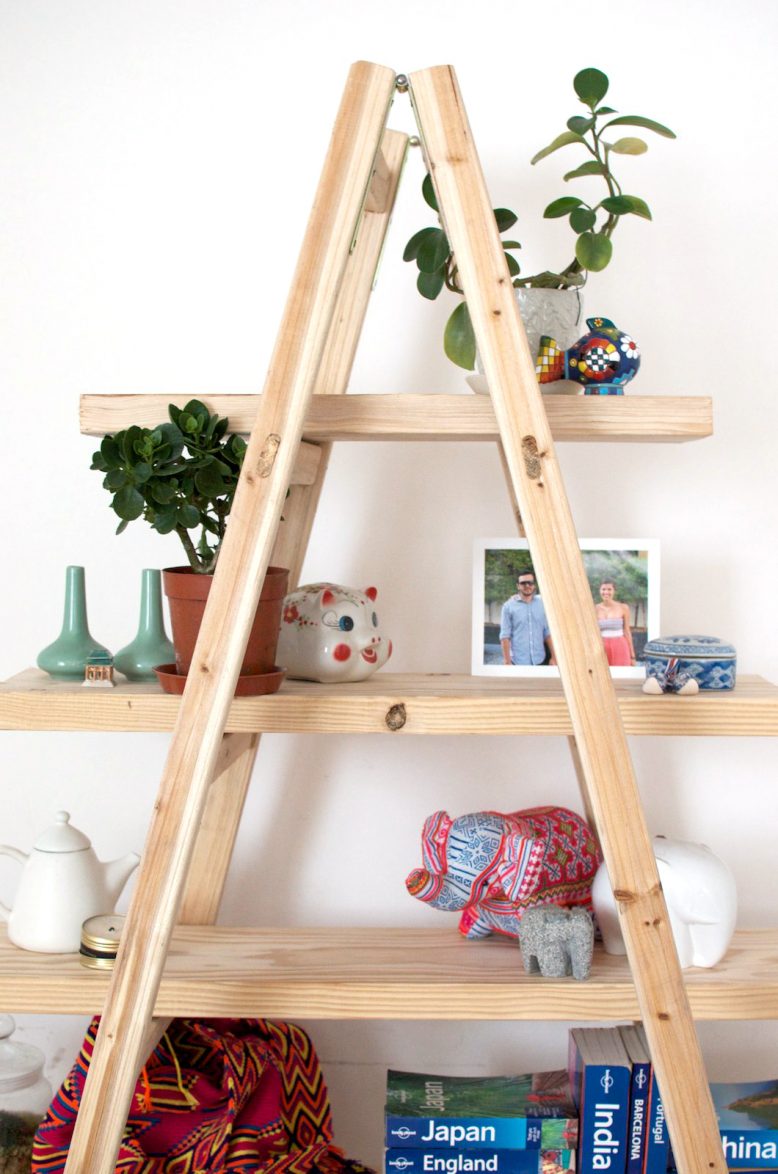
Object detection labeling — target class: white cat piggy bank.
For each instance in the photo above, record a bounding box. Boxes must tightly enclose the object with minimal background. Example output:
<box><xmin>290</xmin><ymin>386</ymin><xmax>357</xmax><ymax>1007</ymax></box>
<box><xmin>278</xmin><ymin>583</ymin><xmax>392</xmax><ymax>683</ymax></box>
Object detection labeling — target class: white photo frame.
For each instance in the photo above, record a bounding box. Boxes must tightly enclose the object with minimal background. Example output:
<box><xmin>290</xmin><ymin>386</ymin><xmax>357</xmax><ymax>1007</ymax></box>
<box><xmin>472</xmin><ymin>538</ymin><xmax>660</xmax><ymax>679</ymax></box>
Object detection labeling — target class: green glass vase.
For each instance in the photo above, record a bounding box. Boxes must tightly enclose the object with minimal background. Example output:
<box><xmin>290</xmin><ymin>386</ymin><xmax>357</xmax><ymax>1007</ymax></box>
<box><xmin>37</xmin><ymin>565</ymin><xmax>111</xmax><ymax>680</ymax></box>
<box><xmin>114</xmin><ymin>568</ymin><xmax>174</xmax><ymax>681</ymax></box>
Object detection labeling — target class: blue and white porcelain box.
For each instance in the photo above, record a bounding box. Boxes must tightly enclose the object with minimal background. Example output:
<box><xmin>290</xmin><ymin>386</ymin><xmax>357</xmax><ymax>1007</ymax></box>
<box><xmin>643</xmin><ymin>634</ymin><xmax>737</xmax><ymax>691</ymax></box>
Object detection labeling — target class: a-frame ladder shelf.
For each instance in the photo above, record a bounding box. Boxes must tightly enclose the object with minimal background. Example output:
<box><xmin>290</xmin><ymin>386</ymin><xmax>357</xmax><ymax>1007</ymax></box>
<box><xmin>80</xmin><ymin>392</ymin><xmax>713</xmax><ymax>444</ymax></box>
<box><xmin>2</xmin><ymin>669</ymin><xmax>777</xmax><ymax>736</ymax></box>
<box><xmin>1</xmin><ymin>926</ymin><xmax>777</xmax><ymax>1021</ymax></box>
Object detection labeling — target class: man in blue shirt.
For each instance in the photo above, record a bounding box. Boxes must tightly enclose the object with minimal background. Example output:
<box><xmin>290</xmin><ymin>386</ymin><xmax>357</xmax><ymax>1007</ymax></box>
<box><xmin>499</xmin><ymin>571</ymin><xmax>554</xmax><ymax>666</ymax></box>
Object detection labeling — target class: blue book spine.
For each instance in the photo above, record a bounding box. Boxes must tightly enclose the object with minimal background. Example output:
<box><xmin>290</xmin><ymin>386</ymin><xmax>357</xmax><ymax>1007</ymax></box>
<box><xmin>670</xmin><ymin>1130</ymin><xmax>778</xmax><ymax>1171</ymax></box>
<box><xmin>624</xmin><ymin>1059</ymin><xmax>651</xmax><ymax>1174</ymax></box>
<box><xmin>644</xmin><ymin>1082</ymin><xmax>669</xmax><ymax>1174</ymax></box>
<box><xmin>385</xmin><ymin>1118</ymin><xmax>534</xmax><ymax>1150</ymax></box>
<box><xmin>575</xmin><ymin>1063</ymin><xmax>631</xmax><ymax>1174</ymax></box>
<box><xmin>384</xmin><ymin>1149</ymin><xmax>562</xmax><ymax>1174</ymax></box>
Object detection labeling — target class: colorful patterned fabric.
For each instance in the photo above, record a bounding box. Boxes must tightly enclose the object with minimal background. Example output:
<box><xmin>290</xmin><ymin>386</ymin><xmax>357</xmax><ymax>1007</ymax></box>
<box><xmin>32</xmin><ymin>1017</ymin><xmax>374</xmax><ymax>1174</ymax></box>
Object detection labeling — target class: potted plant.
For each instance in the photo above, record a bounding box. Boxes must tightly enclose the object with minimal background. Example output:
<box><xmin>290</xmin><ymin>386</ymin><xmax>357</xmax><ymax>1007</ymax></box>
<box><xmin>90</xmin><ymin>399</ymin><xmax>288</xmax><ymax>692</ymax></box>
<box><xmin>403</xmin><ymin>67</ymin><xmax>676</xmax><ymax>371</ymax></box>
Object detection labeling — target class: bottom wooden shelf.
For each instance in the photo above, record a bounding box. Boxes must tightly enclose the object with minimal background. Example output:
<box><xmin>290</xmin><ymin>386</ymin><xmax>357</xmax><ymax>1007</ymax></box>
<box><xmin>0</xmin><ymin>925</ymin><xmax>775</xmax><ymax>1020</ymax></box>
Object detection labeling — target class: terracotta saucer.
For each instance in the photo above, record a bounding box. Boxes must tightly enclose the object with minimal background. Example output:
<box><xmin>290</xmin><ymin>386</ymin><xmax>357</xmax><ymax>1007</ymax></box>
<box><xmin>153</xmin><ymin>664</ymin><xmax>286</xmax><ymax>697</ymax></box>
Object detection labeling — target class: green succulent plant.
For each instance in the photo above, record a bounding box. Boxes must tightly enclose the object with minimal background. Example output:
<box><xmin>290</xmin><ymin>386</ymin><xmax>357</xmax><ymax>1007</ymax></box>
<box><xmin>90</xmin><ymin>399</ymin><xmax>247</xmax><ymax>573</ymax></box>
<box><xmin>403</xmin><ymin>66</ymin><xmax>675</xmax><ymax>370</ymax></box>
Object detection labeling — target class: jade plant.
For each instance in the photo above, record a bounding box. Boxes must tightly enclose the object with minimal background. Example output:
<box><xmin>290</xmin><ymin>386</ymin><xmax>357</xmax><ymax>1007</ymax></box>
<box><xmin>90</xmin><ymin>399</ymin><xmax>247</xmax><ymax>573</ymax></box>
<box><xmin>403</xmin><ymin>66</ymin><xmax>676</xmax><ymax>369</ymax></box>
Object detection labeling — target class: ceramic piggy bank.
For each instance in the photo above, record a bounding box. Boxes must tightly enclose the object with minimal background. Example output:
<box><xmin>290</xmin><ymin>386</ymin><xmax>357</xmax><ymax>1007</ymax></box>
<box><xmin>278</xmin><ymin>583</ymin><xmax>392</xmax><ymax>683</ymax></box>
<box><xmin>591</xmin><ymin>834</ymin><xmax>737</xmax><ymax>968</ymax></box>
<box><xmin>406</xmin><ymin>806</ymin><xmax>601</xmax><ymax>939</ymax></box>
<box><xmin>535</xmin><ymin>317</ymin><xmax>640</xmax><ymax>394</ymax></box>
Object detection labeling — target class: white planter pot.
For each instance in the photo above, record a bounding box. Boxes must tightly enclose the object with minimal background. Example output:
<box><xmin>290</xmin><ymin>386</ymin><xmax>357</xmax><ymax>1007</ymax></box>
<box><xmin>468</xmin><ymin>286</ymin><xmax>584</xmax><ymax>394</ymax></box>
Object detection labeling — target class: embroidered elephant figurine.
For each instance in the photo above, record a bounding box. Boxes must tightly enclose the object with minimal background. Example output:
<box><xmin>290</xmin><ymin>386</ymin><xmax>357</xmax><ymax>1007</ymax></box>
<box><xmin>517</xmin><ymin>904</ymin><xmax>594</xmax><ymax>980</ymax></box>
<box><xmin>405</xmin><ymin>806</ymin><xmax>601</xmax><ymax>939</ymax></box>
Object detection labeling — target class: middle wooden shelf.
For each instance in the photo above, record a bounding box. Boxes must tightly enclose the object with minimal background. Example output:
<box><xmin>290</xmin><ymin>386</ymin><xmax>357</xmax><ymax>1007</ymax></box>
<box><xmin>2</xmin><ymin>669</ymin><xmax>776</xmax><ymax>736</ymax></box>
<box><xmin>1</xmin><ymin>925</ymin><xmax>775</xmax><ymax>1020</ymax></box>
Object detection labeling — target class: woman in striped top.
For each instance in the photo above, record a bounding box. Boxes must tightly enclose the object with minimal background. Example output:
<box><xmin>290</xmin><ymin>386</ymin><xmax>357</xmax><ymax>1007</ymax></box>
<box><xmin>595</xmin><ymin>579</ymin><xmax>635</xmax><ymax>667</ymax></box>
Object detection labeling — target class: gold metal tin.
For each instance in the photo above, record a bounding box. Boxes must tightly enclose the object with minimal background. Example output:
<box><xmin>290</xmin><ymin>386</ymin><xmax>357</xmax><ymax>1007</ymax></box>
<box><xmin>79</xmin><ymin>914</ymin><xmax>125</xmax><ymax>970</ymax></box>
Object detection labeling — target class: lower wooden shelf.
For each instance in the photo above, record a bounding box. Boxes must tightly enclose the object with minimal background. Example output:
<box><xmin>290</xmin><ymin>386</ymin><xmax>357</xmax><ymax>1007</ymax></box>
<box><xmin>1</xmin><ymin>925</ymin><xmax>775</xmax><ymax>1020</ymax></box>
<box><xmin>2</xmin><ymin>670</ymin><xmax>777</xmax><ymax>735</ymax></box>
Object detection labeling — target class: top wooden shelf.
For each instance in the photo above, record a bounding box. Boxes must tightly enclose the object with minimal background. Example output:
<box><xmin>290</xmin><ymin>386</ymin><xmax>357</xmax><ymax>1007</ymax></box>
<box><xmin>2</xmin><ymin>670</ymin><xmax>775</xmax><ymax>736</ymax></box>
<box><xmin>80</xmin><ymin>393</ymin><xmax>713</xmax><ymax>444</ymax></box>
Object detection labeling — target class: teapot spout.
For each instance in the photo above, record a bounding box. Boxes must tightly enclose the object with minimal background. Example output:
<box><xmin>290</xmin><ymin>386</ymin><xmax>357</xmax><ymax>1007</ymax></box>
<box><xmin>101</xmin><ymin>852</ymin><xmax>141</xmax><ymax>905</ymax></box>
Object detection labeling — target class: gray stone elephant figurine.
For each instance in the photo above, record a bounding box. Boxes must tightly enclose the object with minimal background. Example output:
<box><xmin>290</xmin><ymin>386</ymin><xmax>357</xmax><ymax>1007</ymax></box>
<box><xmin>517</xmin><ymin>904</ymin><xmax>594</xmax><ymax>980</ymax></box>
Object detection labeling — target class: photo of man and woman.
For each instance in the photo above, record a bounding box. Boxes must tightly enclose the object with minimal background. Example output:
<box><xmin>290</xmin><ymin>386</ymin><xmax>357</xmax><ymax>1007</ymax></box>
<box><xmin>472</xmin><ymin>539</ymin><xmax>659</xmax><ymax>678</ymax></box>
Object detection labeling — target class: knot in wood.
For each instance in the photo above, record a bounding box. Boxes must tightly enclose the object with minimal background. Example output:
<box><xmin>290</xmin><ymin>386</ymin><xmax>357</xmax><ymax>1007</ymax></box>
<box><xmin>257</xmin><ymin>434</ymin><xmax>281</xmax><ymax>477</ymax></box>
<box><xmin>385</xmin><ymin>703</ymin><xmax>407</xmax><ymax>731</ymax></box>
<box><xmin>521</xmin><ymin>435</ymin><xmax>542</xmax><ymax>480</ymax></box>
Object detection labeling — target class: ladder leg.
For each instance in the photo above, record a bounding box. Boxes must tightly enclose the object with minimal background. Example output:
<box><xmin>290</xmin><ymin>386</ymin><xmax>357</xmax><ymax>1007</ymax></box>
<box><xmin>408</xmin><ymin>64</ymin><xmax>725</xmax><ymax>1174</ymax></box>
<box><xmin>65</xmin><ymin>60</ymin><xmax>397</xmax><ymax>1173</ymax></box>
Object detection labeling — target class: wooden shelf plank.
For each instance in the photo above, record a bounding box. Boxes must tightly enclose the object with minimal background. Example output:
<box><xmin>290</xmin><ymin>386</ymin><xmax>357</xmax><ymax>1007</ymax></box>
<box><xmin>80</xmin><ymin>394</ymin><xmax>713</xmax><ymax>444</ymax></box>
<box><xmin>2</xmin><ymin>670</ymin><xmax>775</xmax><ymax>736</ymax></box>
<box><xmin>0</xmin><ymin>926</ymin><xmax>773</xmax><ymax>1020</ymax></box>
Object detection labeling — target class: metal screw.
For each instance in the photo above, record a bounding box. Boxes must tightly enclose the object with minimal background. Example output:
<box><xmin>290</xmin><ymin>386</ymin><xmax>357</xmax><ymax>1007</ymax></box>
<box><xmin>395</xmin><ymin>74</ymin><xmax>409</xmax><ymax>93</ymax></box>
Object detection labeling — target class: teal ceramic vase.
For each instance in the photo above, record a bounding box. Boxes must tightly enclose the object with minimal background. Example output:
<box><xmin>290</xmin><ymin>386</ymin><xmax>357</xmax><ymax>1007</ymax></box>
<box><xmin>114</xmin><ymin>568</ymin><xmax>174</xmax><ymax>681</ymax></box>
<box><xmin>37</xmin><ymin>565</ymin><xmax>111</xmax><ymax>680</ymax></box>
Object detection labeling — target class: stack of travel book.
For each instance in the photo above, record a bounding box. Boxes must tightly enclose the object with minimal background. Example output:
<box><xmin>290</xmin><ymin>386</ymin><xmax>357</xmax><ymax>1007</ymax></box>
<box><xmin>384</xmin><ymin>1068</ymin><xmax>579</xmax><ymax>1174</ymax></box>
<box><xmin>571</xmin><ymin>1024</ymin><xmax>778</xmax><ymax>1172</ymax></box>
<box><xmin>567</xmin><ymin>1027</ymin><xmax>633</xmax><ymax>1174</ymax></box>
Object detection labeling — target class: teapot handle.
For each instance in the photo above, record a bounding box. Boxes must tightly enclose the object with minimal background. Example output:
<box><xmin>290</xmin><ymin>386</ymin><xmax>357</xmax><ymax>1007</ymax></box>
<box><xmin>0</xmin><ymin>846</ymin><xmax>27</xmax><ymax>921</ymax></box>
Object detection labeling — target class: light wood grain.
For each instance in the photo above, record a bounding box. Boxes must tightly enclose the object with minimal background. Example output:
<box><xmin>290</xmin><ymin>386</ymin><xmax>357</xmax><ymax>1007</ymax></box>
<box><xmin>81</xmin><ymin>392</ymin><xmax>713</xmax><ymax>443</ymax></box>
<box><xmin>3</xmin><ymin>669</ymin><xmax>776</xmax><ymax>735</ymax></box>
<box><xmin>1</xmin><ymin>925</ymin><xmax>776</xmax><ymax>1020</ymax></box>
<box><xmin>409</xmin><ymin>63</ymin><xmax>724</xmax><ymax>1174</ymax></box>
<box><xmin>65</xmin><ymin>60</ymin><xmax>398</xmax><ymax>1173</ymax></box>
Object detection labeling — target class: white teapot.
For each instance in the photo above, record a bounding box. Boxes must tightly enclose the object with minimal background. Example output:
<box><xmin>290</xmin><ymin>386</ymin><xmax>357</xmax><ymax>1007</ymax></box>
<box><xmin>0</xmin><ymin>811</ymin><xmax>140</xmax><ymax>953</ymax></box>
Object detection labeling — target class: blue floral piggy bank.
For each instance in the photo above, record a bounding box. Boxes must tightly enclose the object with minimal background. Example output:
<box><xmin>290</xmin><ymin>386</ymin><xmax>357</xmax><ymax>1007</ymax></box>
<box><xmin>536</xmin><ymin>317</ymin><xmax>640</xmax><ymax>394</ymax></box>
<box><xmin>277</xmin><ymin>583</ymin><xmax>392</xmax><ymax>683</ymax></box>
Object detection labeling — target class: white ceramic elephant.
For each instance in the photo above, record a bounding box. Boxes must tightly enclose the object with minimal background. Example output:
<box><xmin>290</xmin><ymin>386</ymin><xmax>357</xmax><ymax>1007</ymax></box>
<box><xmin>591</xmin><ymin>835</ymin><xmax>737</xmax><ymax>969</ymax></box>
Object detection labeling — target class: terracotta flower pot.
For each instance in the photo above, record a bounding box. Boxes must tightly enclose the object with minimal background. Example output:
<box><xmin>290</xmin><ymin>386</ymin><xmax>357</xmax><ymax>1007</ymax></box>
<box><xmin>161</xmin><ymin>565</ymin><xmax>289</xmax><ymax>685</ymax></box>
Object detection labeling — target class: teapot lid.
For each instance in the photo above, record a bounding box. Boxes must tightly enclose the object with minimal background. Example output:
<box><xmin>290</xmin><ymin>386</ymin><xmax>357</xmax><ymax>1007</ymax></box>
<box><xmin>34</xmin><ymin>811</ymin><xmax>91</xmax><ymax>853</ymax></box>
<box><xmin>0</xmin><ymin>1014</ymin><xmax>46</xmax><ymax>1093</ymax></box>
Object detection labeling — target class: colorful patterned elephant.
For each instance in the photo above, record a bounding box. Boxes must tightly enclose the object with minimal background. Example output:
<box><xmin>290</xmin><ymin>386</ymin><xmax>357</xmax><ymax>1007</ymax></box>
<box><xmin>405</xmin><ymin>806</ymin><xmax>601</xmax><ymax>939</ymax></box>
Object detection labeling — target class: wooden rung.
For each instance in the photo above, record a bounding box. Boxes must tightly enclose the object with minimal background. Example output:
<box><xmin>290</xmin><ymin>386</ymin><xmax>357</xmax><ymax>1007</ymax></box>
<box><xmin>80</xmin><ymin>392</ymin><xmax>713</xmax><ymax>443</ymax></box>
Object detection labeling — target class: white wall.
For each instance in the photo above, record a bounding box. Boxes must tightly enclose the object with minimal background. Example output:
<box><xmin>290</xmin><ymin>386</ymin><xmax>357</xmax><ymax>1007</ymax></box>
<box><xmin>2</xmin><ymin>0</ymin><xmax>777</xmax><ymax>1165</ymax></box>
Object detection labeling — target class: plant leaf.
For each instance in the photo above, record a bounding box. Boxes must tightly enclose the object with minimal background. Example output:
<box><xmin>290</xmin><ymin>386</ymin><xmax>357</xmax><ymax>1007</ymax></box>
<box><xmin>494</xmin><ymin>207</ymin><xmax>518</xmax><ymax>232</ymax></box>
<box><xmin>575</xmin><ymin>232</ymin><xmax>613</xmax><ymax>272</ymax></box>
<box><xmin>530</xmin><ymin>130</ymin><xmax>584</xmax><ymax>165</ymax></box>
<box><xmin>570</xmin><ymin>207</ymin><xmax>597</xmax><ymax>233</ymax></box>
<box><xmin>573</xmin><ymin>67</ymin><xmax>609</xmax><ymax>109</ymax></box>
<box><xmin>602</xmin><ymin>194</ymin><xmax>652</xmax><ymax>220</ymax></box>
<box><xmin>112</xmin><ymin>485</ymin><xmax>145</xmax><ymax>521</ymax></box>
<box><xmin>567</xmin><ymin>115</ymin><xmax>594</xmax><ymax>135</ymax></box>
<box><xmin>563</xmin><ymin>161</ymin><xmax>607</xmax><ymax>181</ymax></box>
<box><xmin>417</xmin><ymin>270</ymin><xmax>445</xmax><ymax>299</ymax></box>
<box><xmin>544</xmin><ymin>196</ymin><xmax>584</xmax><ymax>219</ymax></box>
<box><xmin>443</xmin><ymin>302</ymin><xmax>476</xmax><ymax>371</ymax></box>
<box><xmin>609</xmin><ymin>136</ymin><xmax>648</xmax><ymax>155</ymax></box>
<box><xmin>603</xmin><ymin>115</ymin><xmax>676</xmax><ymax>138</ymax></box>
<box><xmin>506</xmin><ymin>253</ymin><xmax>520</xmax><ymax>277</ymax></box>
<box><xmin>416</xmin><ymin>228</ymin><xmax>450</xmax><ymax>274</ymax></box>
<box><xmin>595</xmin><ymin>106</ymin><xmax>617</xmax><ymax>115</ymax></box>
<box><xmin>403</xmin><ymin>227</ymin><xmax>438</xmax><ymax>263</ymax></box>
<box><xmin>422</xmin><ymin>173</ymin><xmax>439</xmax><ymax>211</ymax></box>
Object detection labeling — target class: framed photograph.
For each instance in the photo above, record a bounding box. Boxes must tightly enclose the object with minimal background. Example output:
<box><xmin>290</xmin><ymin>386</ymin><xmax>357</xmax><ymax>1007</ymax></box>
<box><xmin>472</xmin><ymin>538</ymin><xmax>660</xmax><ymax>679</ymax></box>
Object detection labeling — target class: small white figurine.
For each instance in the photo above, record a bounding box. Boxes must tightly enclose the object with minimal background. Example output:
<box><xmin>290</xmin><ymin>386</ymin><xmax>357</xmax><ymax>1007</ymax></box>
<box><xmin>277</xmin><ymin>583</ymin><xmax>392</xmax><ymax>683</ymax></box>
<box><xmin>591</xmin><ymin>834</ymin><xmax>737</xmax><ymax>968</ymax></box>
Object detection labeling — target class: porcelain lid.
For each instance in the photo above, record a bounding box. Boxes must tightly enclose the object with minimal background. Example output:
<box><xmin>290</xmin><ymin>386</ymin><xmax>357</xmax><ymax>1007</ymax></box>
<box><xmin>33</xmin><ymin>811</ymin><xmax>91</xmax><ymax>853</ymax></box>
<box><xmin>0</xmin><ymin>1014</ymin><xmax>45</xmax><ymax>1093</ymax></box>
<box><xmin>643</xmin><ymin>634</ymin><xmax>736</xmax><ymax>659</ymax></box>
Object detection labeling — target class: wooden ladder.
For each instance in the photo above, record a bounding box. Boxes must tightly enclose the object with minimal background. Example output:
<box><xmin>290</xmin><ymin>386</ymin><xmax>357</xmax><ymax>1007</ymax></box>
<box><xmin>64</xmin><ymin>61</ymin><xmax>726</xmax><ymax>1174</ymax></box>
